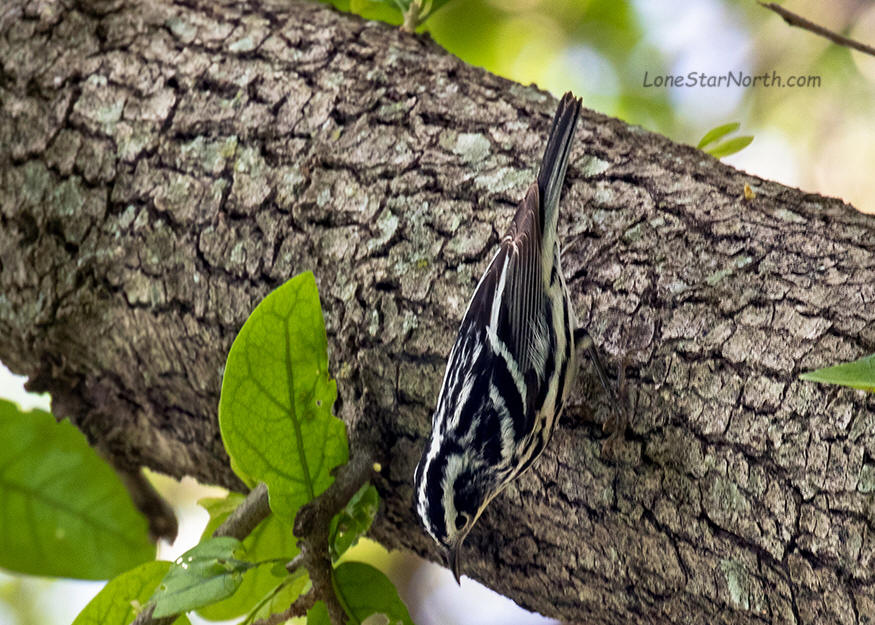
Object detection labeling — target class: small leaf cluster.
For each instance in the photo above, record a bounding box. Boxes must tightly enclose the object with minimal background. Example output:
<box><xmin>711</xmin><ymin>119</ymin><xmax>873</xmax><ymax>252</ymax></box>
<box><xmin>320</xmin><ymin>0</ymin><xmax>454</xmax><ymax>31</ymax></box>
<box><xmin>697</xmin><ymin>122</ymin><xmax>754</xmax><ymax>159</ymax></box>
<box><xmin>0</xmin><ymin>272</ymin><xmax>413</xmax><ymax>625</ymax></box>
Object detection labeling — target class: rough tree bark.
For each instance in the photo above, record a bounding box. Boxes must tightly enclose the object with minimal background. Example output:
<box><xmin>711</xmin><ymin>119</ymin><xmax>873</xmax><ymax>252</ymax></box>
<box><xmin>1</xmin><ymin>0</ymin><xmax>874</xmax><ymax>623</ymax></box>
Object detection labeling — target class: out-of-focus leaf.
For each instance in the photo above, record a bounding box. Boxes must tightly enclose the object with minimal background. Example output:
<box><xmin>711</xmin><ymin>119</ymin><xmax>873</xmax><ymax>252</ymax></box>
<box><xmin>697</xmin><ymin>121</ymin><xmax>740</xmax><ymax>149</ymax></box>
<box><xmin>334</xmin><ymin>561</ymin><xmax>414</xmax><ymax>625</ymax></box>
<box><xmin>800</xmin><ymin>353</ymin><xmax>875</xmax><ymax>392</ymax></box>
<box><xmin>420</xmin><ymin>0</ymin><xmax>455</xmax><ymax>23</ymax></box>
<box><xmin>706</xmin><ymin>135</ymin><xmax>754</xmax><ymax>159</ymax></box>
<box><xmin>72</xmin><ymin>561</ymin><xmax>189</xmax><ymax>625</ymax></box>
<box><xmin>219</xmin><ymin>271</ymin><xmax>349</xmax><ymax>524</ymax></box>
<box><xmin>0</xmin><ymin>399</ymin><xmax>154</xmax><ymax>579</ymax></box>
<box><xmin>307</xmin><ymin>601</ymin><xmax>330</xmax><ymax>625</ymax></box>
<box><xmin>151</xmin><ymin>537</ymin><xmax>253</xmax><ymax>618</ymax></box>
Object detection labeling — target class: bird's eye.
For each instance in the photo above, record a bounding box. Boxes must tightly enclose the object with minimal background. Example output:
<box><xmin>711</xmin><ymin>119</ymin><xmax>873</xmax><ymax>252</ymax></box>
<box><xmin>454</xmin><ymin>512</ymin><xmax>469</xmax><ymax>531</ymax></box>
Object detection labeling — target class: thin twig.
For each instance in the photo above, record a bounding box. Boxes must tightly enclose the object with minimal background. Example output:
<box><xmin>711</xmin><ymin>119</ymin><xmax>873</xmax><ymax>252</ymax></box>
<box><xmin>294</xmin><ymin>450</ymin><xmax>375</xmax><ymax>537</ymax></box>
<box><xmin>105</xmin><ymin>457</ymin><xmax>178</xmax><ymax>543</ymax></box>
<box><xmin>759</xmin><ymin>2</ymin><xmax>875</xmax><ymax>58</ymax></box>
<box><xmin>131</xmin><ymin>603</ymin><xmax>176</xmax><ymax>625</ymax></box>
<box><xmin>294</xmin><ymin>448</ymin><xmax>376</xmax><ymax>625</ymax></box>
<box><xmin>250</xmin><ymin>588</ymin><xmax>317</xmax><ymax>625</ymax></box>
<box><xmin>214</xmin><ymin>482</ymin><xmax>271</xmax><ymax>538</ymax></box>
<box><xmin>285</xmin><ymin>553</ymin><xmax>304</xmax><ymax>574</ymax></box>
<box><xmin>400</xmin><ymin>0</ymin><xmax>422</xmax><ymax>33</ymax></box>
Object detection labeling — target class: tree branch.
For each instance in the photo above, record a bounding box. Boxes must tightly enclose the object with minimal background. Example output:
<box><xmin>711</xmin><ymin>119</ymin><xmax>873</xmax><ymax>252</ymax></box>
<box><xmin>759</xmin><ymin>2</ymin><xmax>875</xmax><ymax>58</ymax></box>
<box><xmin>2</xmin><ymin>1</ymin><xmax>875</xmax><ymax>623</ymax></box>
<box><xmin>294</xmin><ymin>449</ymin><xmax>375</xmax><ymax>625</ymax></box>
<box><xmin>213</xmin><ymin>483</ymin><xmax>270</xmax><ymax>539</ymax></box>
<box><xmin>116</xmin><ymin>465</ymin><xmax>179</xmax><ymax>543</ymax></box>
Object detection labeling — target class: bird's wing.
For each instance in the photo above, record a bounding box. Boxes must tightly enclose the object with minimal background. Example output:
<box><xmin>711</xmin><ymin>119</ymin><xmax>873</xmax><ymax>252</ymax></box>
<box><xmin>463</xmin><ymin>182</ymin><xmax>548</xmax><ymax>384</ymax></box>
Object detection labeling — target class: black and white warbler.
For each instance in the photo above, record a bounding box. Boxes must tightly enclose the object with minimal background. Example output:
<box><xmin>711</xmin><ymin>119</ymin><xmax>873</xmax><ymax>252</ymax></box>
<box><xmin>414</xmin><ymin>92</ymin><xmax>617</xmax><ymax>583</ymax></box>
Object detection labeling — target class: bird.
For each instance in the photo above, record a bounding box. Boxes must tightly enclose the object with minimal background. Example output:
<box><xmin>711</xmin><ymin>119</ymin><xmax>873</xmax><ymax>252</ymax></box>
<box><xmin>413</xmin><ymin>92</ymin><xmax>617</xmax><ymax>583</ymax></box>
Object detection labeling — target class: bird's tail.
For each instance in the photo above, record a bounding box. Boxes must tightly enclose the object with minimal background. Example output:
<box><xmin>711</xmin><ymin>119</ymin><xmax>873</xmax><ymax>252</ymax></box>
<box><xmin>537</xmin><ymin>92</ymin><xmax>581</xmax><ymax>245</ymax></box>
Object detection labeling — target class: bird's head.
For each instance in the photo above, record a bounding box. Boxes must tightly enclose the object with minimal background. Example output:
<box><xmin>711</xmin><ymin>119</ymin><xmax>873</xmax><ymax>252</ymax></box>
<box><xmin>413</xmin><ymin>439</ymin><xmax>497</xmax><ymax>583</ymax></box>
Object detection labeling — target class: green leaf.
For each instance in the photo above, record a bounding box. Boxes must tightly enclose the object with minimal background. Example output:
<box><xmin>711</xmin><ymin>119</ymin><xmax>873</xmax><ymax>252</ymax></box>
<box><xmin>351</xmin><ymin>0</ymin><xmax>401</xmax><ymax>14</ymax></box>
<box><xmin>0</xmin><ymin>399</ymin><xmax>154</xmax><ymax>579</ymax></box>
<box><xmin>307</xmin><ymin>601</ymin><xmax>331</xmax><ymax>625</ymax></box>
<box><xmin>334</xmin><ymin>561</ymin><xmax>414</xmax><ymax>625</ymax></box>
<box><xmin>800</xmin><ymin>353</ymin><xmax>875</xmax><ymax>392</ymax></box>
<box><xmin>420</xmin><ymin>0</ymin><xmax>456</xmax><ymax>23</ymax></box>
<box><xmin>706</xmin><ymin>135</ymin><xmax>754</xmax><ymax>159</ymax></box>
<box><xmin>245</xmin><ymin>572</ymin><xmax>310</xmax><ymax>623</ymax></box>
<box><xmin>196</xmin><ymin>494</ymin><xmax>302</xmax><ymax>620</ymax></box>
<box><xmin>151</xmin><ymin>537</ymin><xmax>254</xmax><ymax>618</ymax></box>
<box><xmin>219</xmin><ymin>271</ymin><xmax>349</xmax><ymax>523</ymax></box>
<box><xmin>72</xmin><ymin>561</ymin><xmax>189</xmax><ymax>625</ymax></box>
<box><xmin>330</xmin><ymin>484</ymin><xmax>380</xmax><ymax>561</ymax></box>
<box><xmin>697</xmin><ymin>121</ymin><xmax>740</xmax><ymax>149</ymax></box>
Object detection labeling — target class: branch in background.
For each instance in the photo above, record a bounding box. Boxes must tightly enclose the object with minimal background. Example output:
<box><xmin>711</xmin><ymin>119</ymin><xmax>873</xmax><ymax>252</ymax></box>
<box><xmin>294</xmin><ymin>449</ymin><xmax>376</xmax><ymax>625</ymax></box>
<box><xmin>116</xmin><ymin>468</ymin><xmax>179</xmax><ymax>544</ymax></box>
<box><xmin>400</xmin><ymin>0</ymin><xmax>422</xmax><ymax>33</ymax></box>
<box><xmin>759</xmin><ymin>2</ymin><xmax>875</xmax><ymax>58</ymax></box>
<box><xmin>213</xmin><ymin>482</ymin><xmax>270</xmax><ymax>538</ymax></box>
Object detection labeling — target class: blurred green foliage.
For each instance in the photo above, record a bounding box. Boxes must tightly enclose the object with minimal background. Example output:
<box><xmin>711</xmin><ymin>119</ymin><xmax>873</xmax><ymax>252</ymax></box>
<box><xmin>73</xmin><ymin>562</ymin><xmax>190</xmax><ymax>625</ymax></box>
<box><xmin>0</xmin><ymin>400</ymin><xmax>154</xmax><ymax>580</ymax></box>
<box><xmin>698</xmin><ymin>122</ymin><xmax>754</xmax><ymax>158</ymax></box>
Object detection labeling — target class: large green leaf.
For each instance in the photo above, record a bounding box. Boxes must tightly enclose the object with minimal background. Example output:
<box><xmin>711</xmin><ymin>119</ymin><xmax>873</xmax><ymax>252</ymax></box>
<box><xmin>151</xmin><ymin>537</ymin><xmax>254</xmax><ymax>618</ymax></box>
<box><xmin>0</xmin><ymin>400</ymin><xmax>154</xmax><ymax>579</ymax></box>
<box><xmin>196</xmin><ymin>494</ymin><xmax>302</xmax><ymax>620</ymax></box>
<box><xmin>72</xmin><ymin>561</ymin><xmax>189</xmax><ymax>625</ymax></box>
<box><xmin>334</xmin><ymin>561</ymin><xmax>414</xmax><ymax>625</ymax></box>
<box><xmin>800</xmin><ymin>353</ymin><xmax>875</xmax><ymax>392</ymax></box>
<box><xmin>329</xmin><ymin>484</ymin><xmax>379</xmax><ymax>561</ymax></box>
<box><xmin>219</xmin><ymin>272</ymin><xmax>349</xmax><ymax>523</ymax></box>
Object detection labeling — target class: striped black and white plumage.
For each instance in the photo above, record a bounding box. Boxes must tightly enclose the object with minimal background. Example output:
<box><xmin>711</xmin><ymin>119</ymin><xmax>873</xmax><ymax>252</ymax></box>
<box><xmin>414</xmin><ymin>92</ymin><xmax>584</xmax><ymax>582</ymax></box>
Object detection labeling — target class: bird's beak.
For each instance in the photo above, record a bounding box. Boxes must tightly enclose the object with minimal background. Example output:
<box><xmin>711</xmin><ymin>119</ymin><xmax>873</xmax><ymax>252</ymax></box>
<box><xmin>446</xmin><ymin>542</ymin><xmax>463</xmax><ymax>585</ymax></box>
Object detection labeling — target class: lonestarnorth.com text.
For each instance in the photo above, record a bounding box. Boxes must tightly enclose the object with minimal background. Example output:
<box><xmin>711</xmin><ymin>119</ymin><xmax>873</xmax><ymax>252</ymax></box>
<box><xmin>642</xmin><ymin>70</ymin><xmax>821</xmax><ymax>88</ymax></box>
